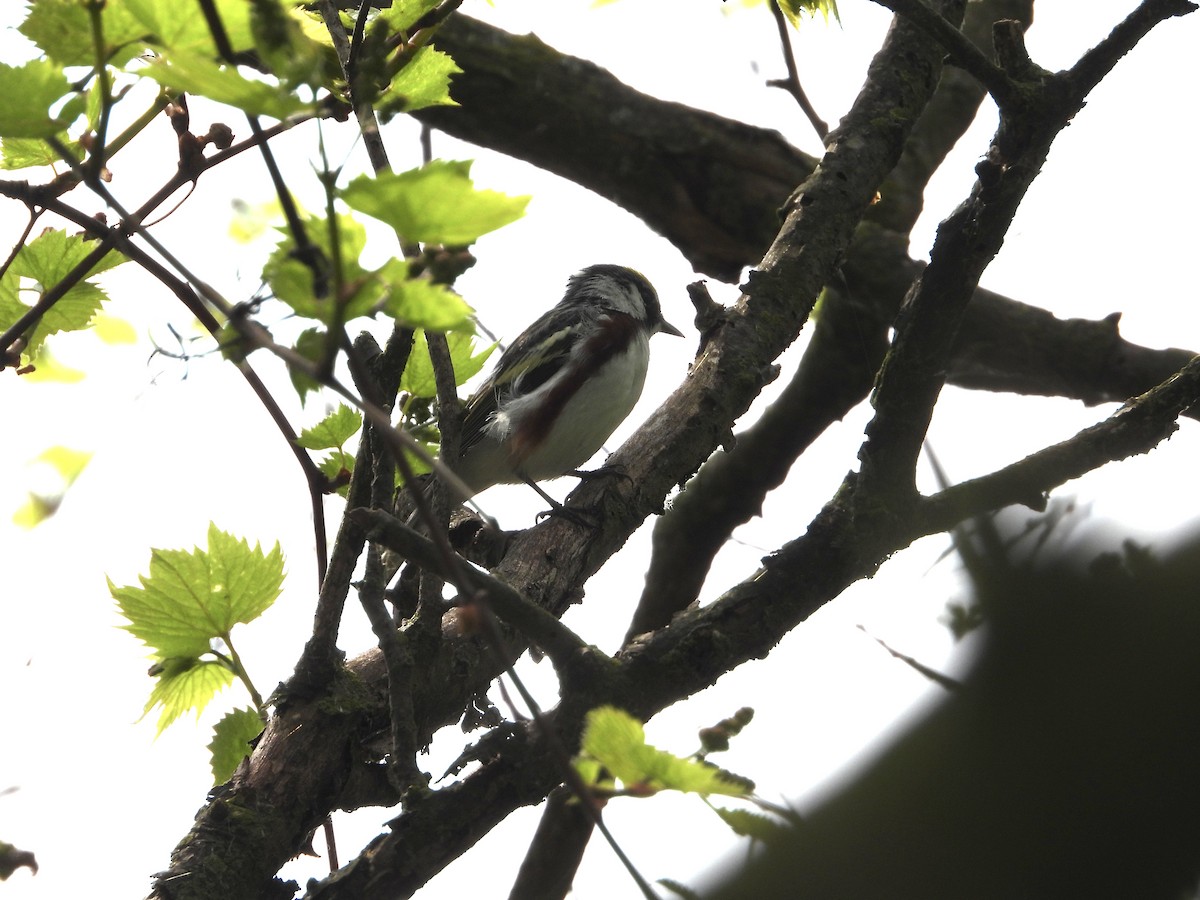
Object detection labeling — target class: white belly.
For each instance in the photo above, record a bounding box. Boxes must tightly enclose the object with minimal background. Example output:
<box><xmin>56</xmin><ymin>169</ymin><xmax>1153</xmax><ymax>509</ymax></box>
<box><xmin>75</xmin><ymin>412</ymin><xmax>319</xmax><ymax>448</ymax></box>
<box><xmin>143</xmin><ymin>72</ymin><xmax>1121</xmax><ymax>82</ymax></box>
<box><xmin>517</xmin><ymin>336</ymin><xmax>650</xmax><ymax>481</ymax></box>
<box><xmin>453</xmin><ymin>334</ymin><xmax>650</xmax><ymax>493</ymax></box>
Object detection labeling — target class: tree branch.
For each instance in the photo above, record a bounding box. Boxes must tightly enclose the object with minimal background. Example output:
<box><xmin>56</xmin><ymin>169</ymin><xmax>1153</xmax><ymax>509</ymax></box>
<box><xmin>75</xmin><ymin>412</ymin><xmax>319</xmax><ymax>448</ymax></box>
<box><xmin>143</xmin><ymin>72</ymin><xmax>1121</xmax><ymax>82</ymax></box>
<box><xmin>859</xmin><ymin>0</ymin><xmax>1194</xmax><ymax>502</ymax></box>
<box><xmin>417</xmin><ymin>16</ymin><xmax>814</xmax><ymax>281</ymax></box>
<box><xmin>411</xmin><ymin>8</ymin><xmax>1196</xmax><ymax>434</ymax></box>
<box><xmin>869</xmin><ymin>0</ymin><xmax>1013</xmax><ymax>104</ymax></box>
<box><xmin>766</xmin><ymin>0</ymin><xmax>828</xmax><ymax>139</ymax></box>
<box><xmin>292</xmin><ymin>6</ymin><xmax>968</xmax><ymax>895</ymax></box>
<box><xmin>917</xmin><ymin>353</ymin><xmax>1200</xmax><ymax>533</ymax></box>
<box><xmin>350</xmin><ymin>507</ymin><xmax>591</xmax><ymax>669</ymax></box>
<box><xmin>298</xmin><ymin>337</ymin><xmax>1200</xmax><ymax>900</ymax></box>
<box><xmin>141</xmin><ymin>3</ymin><xmax>1196</xmax><ymax>896</ymax></box>
<box><xmin>630</xmin><ymin>0</ymin><xmax>1035</xmax><ymax>637</ymax></box>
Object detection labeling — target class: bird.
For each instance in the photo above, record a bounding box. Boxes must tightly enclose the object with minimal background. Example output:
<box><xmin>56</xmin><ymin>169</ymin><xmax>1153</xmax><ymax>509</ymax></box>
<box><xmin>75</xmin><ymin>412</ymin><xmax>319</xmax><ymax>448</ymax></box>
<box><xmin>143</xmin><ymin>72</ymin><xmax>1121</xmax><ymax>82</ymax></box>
<box><xmin>449</xmin><ymin>264</ymin><xmax>683</xmax><ymax>500</ymax></box>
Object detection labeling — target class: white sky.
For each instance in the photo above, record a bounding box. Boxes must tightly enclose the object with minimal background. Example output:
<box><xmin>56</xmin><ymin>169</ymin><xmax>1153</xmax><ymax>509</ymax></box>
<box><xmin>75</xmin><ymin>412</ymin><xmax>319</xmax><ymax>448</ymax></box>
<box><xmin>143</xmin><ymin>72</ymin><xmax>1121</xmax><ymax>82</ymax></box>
<box><xmin>2</xmin><ymin>1</ymin><xmax>1198</xmax><ymax>898</ymax></box>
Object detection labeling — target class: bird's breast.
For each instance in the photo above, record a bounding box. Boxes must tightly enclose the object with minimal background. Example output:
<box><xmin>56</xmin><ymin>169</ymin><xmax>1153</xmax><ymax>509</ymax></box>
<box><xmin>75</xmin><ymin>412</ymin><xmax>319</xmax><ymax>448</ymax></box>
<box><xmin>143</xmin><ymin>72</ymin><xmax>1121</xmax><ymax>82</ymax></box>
<box><xmin>510</xmin><ymin>327</ymin><xmax>651</xmax><ymax>478</ymax></box>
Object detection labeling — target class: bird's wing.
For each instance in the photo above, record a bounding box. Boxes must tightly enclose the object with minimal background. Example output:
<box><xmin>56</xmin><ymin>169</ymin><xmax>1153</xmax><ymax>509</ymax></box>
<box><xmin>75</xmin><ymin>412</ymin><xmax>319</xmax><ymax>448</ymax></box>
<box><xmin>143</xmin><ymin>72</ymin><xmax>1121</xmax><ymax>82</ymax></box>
<box><xmin>458</xmin><ymin>321</ymin><xmax>582</xmax><ymax>455</ymax></box>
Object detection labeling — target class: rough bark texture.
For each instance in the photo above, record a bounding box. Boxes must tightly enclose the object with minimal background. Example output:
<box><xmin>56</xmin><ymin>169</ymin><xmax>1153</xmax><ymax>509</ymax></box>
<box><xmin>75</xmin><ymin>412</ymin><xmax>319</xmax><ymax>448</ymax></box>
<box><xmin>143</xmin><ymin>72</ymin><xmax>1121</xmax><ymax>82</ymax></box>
<box><xmin>147</xmin><ymin>2</ymin><xmax>1200</xmax><ymax>898</ymax></box>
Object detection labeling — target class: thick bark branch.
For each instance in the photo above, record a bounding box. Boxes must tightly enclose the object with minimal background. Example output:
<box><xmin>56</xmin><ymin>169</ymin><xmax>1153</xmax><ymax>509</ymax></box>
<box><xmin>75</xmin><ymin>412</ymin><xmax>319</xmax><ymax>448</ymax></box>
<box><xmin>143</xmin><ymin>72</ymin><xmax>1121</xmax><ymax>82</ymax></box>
<box><xmin>307</xmin><ymin>349</ymin><xmax>1200</xmax><ymax>900</ymax></box>
<box><xmin>149</xmin><ymin>3</ymin><xmax>1197</xmax><ymax>898</ymax></box>
<box><xmin>418</xmin><ymin>17</ymin><xmax>812</xmax><ymax>282</ymax></box>
<box><xmin>859</xmin><ymin>0</ymin><xmax>1193</xmax><ymax>500</ymax></box>
<box><xmin>295</xmin><ymin>5</ymin><xmax>966</xmax><ymax>896</ymax></box>
<box><xmin>420</xmin><ymin>10</ymin><xmax>1195</xmax><ymax>411</ymax></box>
<box><xmin>423</xmin><ymin>7</ymin><xmax>1198</xmax><ymax>641</ymax></box>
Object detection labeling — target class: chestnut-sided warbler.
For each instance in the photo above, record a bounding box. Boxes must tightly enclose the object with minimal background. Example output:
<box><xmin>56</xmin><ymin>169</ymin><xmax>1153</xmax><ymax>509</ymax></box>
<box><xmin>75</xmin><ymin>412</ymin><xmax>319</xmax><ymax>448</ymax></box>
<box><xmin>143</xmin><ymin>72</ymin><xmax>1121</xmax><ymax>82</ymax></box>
<box><xmin>450</xmin><ymin>264</ymin><xmax>683</xmax><ymax>497</ymax></box>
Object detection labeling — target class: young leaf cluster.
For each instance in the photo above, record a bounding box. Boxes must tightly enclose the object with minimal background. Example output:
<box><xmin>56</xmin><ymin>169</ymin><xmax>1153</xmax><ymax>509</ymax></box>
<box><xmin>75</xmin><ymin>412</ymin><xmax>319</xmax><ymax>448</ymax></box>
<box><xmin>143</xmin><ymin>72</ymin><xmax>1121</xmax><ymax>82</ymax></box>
<box><xmin>575</xmin><ymin>706</ymin><xmax>755</xmax><ymax>799</ymax></box>
<box><xmin>0</xmin><ymin>231</ymin><xmax>128</xmax><ymax>365</ymax></box>
<box><xmin>2</xmin><ymin>0</ymin><xmax>530</xmax><ymax>548</ymax></box>
<box><xmin>0</xmin><ymin>0</ymin><xmax>520</xmax><ymax>384</ymax></box>
<box><xmin>297</xmin><ymin>403</ymin><xmax>363</xmax><ymax>492</ymax></box>
<box><xmin>109</xmin><ymin>524</ymin><xmax>283</xmax><ymax>779</ymax></box>
<box><xmin>574</xmin><ymin>706</ymin><xmax>807</xmax><ymax>858</ymax></box>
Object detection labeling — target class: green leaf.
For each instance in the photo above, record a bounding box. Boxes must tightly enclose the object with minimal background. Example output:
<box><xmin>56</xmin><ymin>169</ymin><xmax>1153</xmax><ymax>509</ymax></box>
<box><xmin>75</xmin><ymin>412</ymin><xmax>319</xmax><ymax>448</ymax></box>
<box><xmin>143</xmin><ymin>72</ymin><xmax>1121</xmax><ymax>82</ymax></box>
<box><xmin>378</xmin><ymin>261</ymin><xmax>473</xmax><ymax>332</ymax></box>
<box><xmin>1</xmin><ymin>135</ymin><xmax>80</xmax><ymax>170</ymax></box>
<box><xmin>401</xmin><ymin>330</ymin><xmax>495</xmax><ymax>399</ymax></box>
<box><xmin>20</xmin><ymin>0</ymin><xmax>148</xmax><ymax>66</ymax></box>
<box><xmin>209</xmin><ymin>707</ymin><xmax>265</xmax><ymax>784</ymax></box>
<box><xmin>0</xmin><ymin>230</ymin><xmax>128</xmax><ymax>361</ymax></box>
<box><xmin>341</xmin><ymin>160</ymin><xmax>529</xmax><ymax>246</ymax></box>
<box><xmin>37</xmin><ymin>446</ymin><xmax>93</xmax><ymax>484</ymax></box>
<box><xmin>287</xmin><ymin>327</ymin><xmax>325</xmax><ymax>404</ymax></box>
<box><xmin>297</xmin><ymin>404</ymin><xmax>362</xmax><ymax>450</ymax></box>
<box><xmin>0</xmin><ymin>60</ymin><xmax>86</xmax><ymax>139</ymax></box>
<box><xmin>263</xmin><ymin>213</ymin><xmax>385</xmax><ymax>324</ymax></box>
<box><xmin>12</xmin><ymin>494</ymin><xmax>55</xmax><ymax>529</ymax></box>
<box><xmin>378</xmin><ymin>46</ymin><xmax>460</xmax><ymax>117</ymax></box>
<box><xmin>125</xmin><ymin>0</ymin><xmax>255</xmax><ymax>55</ymax></box>
<box><xmin>138</xmin><ymin>47</ymin><xmax>312</xmax><ymax>120</ymax></box>
<box><xmin>317</xmin><ymin>450</ymin><xmax>354</xmax><ymax>496</ymax></box>
<box><xmin>13</xmin><ymin>446</ymin><xmax>92</xmax><ymax>527</ymax></box>
<box><xmin>777</xmin><ymin>0</ymin><xmax>841</xmax><ymax>27</ymax></box>
<box><xmin>378</xmin><ymin>0</ymin><xmax>442</xmax><ymax>34</ymax></box>
<box><xmin>110</xmin><ymin>523</ymin><xmax>285</xmax><ymax>659</ymax></box>
<box><xmin>576</xmin><ymin>706</ymin><xmax>755</xmax><ymax>797</ymax></box>
<box><xmin>265</xmin><ymin>219</ymin><xmax>473</xmax><ymax>331</ymax></box>
<box><xmin>252</xmin><ymin>1</ymin><xmax>340</xmax><ymax>92</ymax></box>
<box><xmin>142</xmin><ymin>657</ymin><xmax>236</xmax><ymax>734</ymax></box>
<box><xmin>228</xmin><ymin>199</ymin><xmax>284</xmax><ymax>244</ymax></box>
<box><xmin>399</xmin><ymin>330</ymin><xmax>438</xmax><ymax>398</ymax></box>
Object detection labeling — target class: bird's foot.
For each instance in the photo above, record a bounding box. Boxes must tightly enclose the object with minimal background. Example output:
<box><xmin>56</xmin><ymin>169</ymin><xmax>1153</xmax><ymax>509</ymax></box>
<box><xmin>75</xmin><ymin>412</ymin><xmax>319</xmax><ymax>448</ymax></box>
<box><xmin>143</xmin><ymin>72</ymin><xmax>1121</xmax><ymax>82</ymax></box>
<box><xmin>522</xmin><ymin>476</ymin><xmax>598</xmax><ymax>527</ymax></box>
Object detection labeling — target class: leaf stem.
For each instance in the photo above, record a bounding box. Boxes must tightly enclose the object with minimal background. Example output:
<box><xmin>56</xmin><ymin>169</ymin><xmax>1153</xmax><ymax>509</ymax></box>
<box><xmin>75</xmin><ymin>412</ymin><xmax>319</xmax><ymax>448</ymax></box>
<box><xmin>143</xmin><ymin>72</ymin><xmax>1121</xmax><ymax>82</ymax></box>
<box><xmin>220</xmin><ymin>635</ymin><xmax>267</xmax><ymax>717</ymax></box>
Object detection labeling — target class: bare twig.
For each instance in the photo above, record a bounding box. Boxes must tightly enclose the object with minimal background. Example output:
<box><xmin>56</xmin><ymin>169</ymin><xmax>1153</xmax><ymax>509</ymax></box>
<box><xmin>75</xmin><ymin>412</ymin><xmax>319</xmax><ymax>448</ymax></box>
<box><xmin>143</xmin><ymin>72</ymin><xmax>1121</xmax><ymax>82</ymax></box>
<box><xmin>28</xmin><ymin>194</ymin><xmax>333</xmax><ymax>589</ymax></box>
<box><xmin>84</xmin><ymin>0</ymin><xmax>115</xmax><ymax>179</ymax></box>
<box><xmin>0</xmin><ymin>236</ymin><xmax>118</xmax><ymax>359</ymax></box>
<box><xmin>359</xmin><ymin>540</ymin><xmax>425</xmax><ymax>792</ymax></box>
<box><xmin>350</xmin><ymin>507</ymin><xmax>589</xmax><ymax>667</ymax></box>
<box><xmin>767</xmin><ymin>0</ymin><xmax>829</xmax><ymax>139</ymax></box>
<box><xmin>196</xmin><ymin>0</ymin><xmax>329</xmax><ymax>300</ymax></box>
<box><xmin>318</xmin><ymin>0</ymin><xmax>392</xmax><ymax>175</ymax></box>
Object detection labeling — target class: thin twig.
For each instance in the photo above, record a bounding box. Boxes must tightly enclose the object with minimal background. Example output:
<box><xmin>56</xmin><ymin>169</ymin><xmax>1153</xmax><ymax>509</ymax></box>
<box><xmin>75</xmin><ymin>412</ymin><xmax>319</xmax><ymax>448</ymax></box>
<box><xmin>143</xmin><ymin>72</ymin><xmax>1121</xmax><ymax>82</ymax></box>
<box><xmin>0</xmin><ymin>209</ymin><xmax>41</xmax><ymax>284</ymax></box>
<box><xmin>350</xmin><ymin>507</ymin><xmax>590</xmax><ymax>667</ymax></box>
<box><xmin>471</xmin><ymin>608</ymin><xmax>660</xmax><ymax>900</ymax></box>
<box><xmin>315</xmin><ymin>0</ymin><xmax>352</xmax><ymax>67</ymax></box>
<box><xmin>855</xmin><ymin>624</ymin><xmax>962</xmax><ymax>690</ymax></box>
<box><xmin>916</xmin><ymin>354</ymin><xmax>1200</xmax><ymax>536</ymax></box>
<box><xmin>360</xmin><ymin>541</ymin><xmax>424</xmax><ymax>792</ymax></box>
<box><xmin>196</xmin><ymin>0</ymin><xmax>329</xmax><ymax>301</ymax></box>
<box><xmin>323</xmin><ymin>818</ymin><xmax>339</xmax><ymax>872</ymax></box>
<box><xmin>319</xmin><ymin>0</ymin><xmax>392</xmax><ymax>175</ymax></box>
<box><xmin>29</xmin><ymin>194</ymin><xmax>333</xmax><ymax>588</ymax></box>
<box><xmin>425</xmin><ymin>332</ymin><xmax>462</xmax><ymax>475</ymax></box>
<box><xmin>349</xmin><ymin>2</ymin><xmax>372</xmax><ymax>71</ymax></box>
<box><xmin>767</xmin><ymin>0</ymin><xmax>828</xmax><ymax>139</ymax></box>
<box><xmin>84</xmin><ymin>0</ymin><xmax>114</xmax><ymax>179</ymax></box>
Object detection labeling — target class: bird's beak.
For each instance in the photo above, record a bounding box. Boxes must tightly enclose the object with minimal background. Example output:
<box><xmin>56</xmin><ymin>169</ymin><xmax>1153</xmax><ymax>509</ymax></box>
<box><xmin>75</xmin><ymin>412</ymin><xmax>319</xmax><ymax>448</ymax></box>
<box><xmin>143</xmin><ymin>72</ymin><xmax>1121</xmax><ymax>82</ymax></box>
<box><xmin>659</xmin><ymin>318</ymin><xmax>684</xmax><ymax>337</ymax></box>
